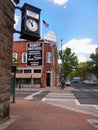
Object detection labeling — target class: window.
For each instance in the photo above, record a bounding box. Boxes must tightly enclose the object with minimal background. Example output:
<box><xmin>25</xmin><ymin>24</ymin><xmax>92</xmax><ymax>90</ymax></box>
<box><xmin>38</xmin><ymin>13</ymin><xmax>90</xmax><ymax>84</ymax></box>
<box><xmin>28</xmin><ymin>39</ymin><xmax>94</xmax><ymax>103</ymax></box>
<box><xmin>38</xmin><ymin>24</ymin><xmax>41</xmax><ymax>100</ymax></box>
<box><xmin>34</xmin><ymin>78</ymin><xmax>41</xmax><ymax>84</ymax></box>
<box><xmin>24</xmin><ymin>69</ymin><xmax>31</xmax><ymax>73</ymax></box>
<box><xmin>46</xmin><ymin>52</ymin><xmax>52</xmax><ymax>63</ymax></box>
<box><xmin>17</xmin><ymin>69</ymin><xmax>23</xmax><ymax>73</ymax></box>
<box><xmin>34</xmin><ymin>69</ymin><xmax>41</xmax><ymax>73</ymax></box>
<box><xmin>22</xmin><ymin>79</ymin><xmax>31</xmax><ymax>84</ymax></box>
<box><xmin>22</xmin><ymin>52</ymin><xmax>27</xmax><ymax>63</ymax></box>
<box><xmin>12</xmin><ymin>52</ymin><xmax>17</xmax><ymax>62</ymax></box>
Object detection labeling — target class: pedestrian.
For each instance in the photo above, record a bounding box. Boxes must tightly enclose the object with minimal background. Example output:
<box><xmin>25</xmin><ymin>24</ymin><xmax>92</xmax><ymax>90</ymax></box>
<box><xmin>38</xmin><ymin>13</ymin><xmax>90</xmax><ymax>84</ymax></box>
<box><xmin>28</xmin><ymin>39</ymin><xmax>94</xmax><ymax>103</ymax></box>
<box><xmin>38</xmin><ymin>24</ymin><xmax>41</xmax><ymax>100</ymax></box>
<box><xmin>61</xmin><ymin>79</ymin><xmax>65</xmax><ymax>90</ymax></box>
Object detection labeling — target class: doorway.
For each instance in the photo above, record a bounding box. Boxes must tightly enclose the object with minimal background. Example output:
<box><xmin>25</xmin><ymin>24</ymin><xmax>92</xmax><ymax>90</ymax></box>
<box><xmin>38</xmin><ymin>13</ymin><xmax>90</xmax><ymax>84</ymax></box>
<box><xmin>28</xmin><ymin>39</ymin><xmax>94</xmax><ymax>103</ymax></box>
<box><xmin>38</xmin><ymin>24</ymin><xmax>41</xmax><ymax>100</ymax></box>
<box><xmin>46</xmin><ymin>72</ymin><xmax>51</xmax><ymax>87</ymax></box>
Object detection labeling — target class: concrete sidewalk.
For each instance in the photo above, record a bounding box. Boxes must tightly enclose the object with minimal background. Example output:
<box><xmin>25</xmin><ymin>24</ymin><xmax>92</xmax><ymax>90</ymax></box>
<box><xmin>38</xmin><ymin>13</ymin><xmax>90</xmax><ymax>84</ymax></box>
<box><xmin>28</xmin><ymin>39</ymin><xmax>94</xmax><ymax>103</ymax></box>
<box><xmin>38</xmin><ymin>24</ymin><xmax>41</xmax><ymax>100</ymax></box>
<box><xmin>0</xmin><ymin>87</ymin><xmax>98</xmax><ymax>130</ymax></box>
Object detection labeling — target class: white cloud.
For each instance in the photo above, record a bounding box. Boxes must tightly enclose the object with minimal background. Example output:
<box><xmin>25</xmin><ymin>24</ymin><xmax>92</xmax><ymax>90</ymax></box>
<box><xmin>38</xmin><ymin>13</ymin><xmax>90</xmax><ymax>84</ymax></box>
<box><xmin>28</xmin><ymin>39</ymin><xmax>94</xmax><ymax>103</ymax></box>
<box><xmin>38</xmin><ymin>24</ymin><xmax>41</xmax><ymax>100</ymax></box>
<box><xmin>14</xmin><ymin>14</ymin><xmax>20</xmax><ymax>28</ymax></box>
<box><xmin>78</xmin><ymin>55</ymin><xmax>87</xmax><ymax>62</ymax></box>
<box><xmin>49</xmin><ymin>0</ymin><xmax>69</xmax><ymax>6</ymax></box>
<box><xmin>63</xmin><ymin>38</ymin><xmax>97</xmax><ymax>62</ymax></box>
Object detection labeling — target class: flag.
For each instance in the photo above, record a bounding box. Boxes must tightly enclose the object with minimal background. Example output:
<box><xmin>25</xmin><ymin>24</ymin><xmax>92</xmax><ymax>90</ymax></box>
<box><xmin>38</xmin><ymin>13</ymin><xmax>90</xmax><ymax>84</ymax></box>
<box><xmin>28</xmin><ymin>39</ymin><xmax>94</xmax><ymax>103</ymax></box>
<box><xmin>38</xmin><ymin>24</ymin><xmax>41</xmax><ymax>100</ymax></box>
<box><xmin>50</xmin><ymin>42</ymin><xmax>56</xmax><ymax>47</ymax></box>
<box><xmin>43</xmin><ymin>20</ymin><xmax>49</xmax><ymax>28</ymax></box>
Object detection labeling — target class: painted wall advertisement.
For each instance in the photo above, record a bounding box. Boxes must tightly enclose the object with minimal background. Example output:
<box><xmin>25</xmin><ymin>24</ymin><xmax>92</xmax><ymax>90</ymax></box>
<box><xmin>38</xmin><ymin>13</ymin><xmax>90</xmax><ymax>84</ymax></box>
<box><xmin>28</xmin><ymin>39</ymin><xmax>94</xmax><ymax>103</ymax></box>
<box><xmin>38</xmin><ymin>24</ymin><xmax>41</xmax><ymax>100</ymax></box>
<box><xmin>27</xmin><ymin>43</ymin><xmax>42</xmax><ymax>66</ymax></box>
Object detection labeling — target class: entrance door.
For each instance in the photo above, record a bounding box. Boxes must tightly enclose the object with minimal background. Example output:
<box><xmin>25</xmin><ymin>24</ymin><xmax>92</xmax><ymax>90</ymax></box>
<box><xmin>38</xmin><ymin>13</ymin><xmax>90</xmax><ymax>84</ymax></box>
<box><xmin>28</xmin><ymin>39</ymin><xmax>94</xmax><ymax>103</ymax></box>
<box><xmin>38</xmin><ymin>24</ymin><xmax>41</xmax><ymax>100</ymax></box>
<box><xmin>46</xmin><ymin>72</ymin><xmax>51</xmax><ymax>87</ymax></box>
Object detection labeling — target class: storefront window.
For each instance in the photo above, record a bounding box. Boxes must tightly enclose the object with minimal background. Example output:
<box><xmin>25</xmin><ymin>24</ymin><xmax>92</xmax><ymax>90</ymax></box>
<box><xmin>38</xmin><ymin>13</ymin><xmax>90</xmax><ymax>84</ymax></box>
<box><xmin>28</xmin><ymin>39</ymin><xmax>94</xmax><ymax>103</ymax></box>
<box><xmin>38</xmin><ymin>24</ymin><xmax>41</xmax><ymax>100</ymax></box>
<box><xmin>24</xmin><ymin>69</ymin><xmax>31</xmax><ymax>73</ymax></box>
<box><xmin>34</xmin><ymin>69</ymin><xmax>41</xmax><ymax>73</ymax></box>
<box><xmin>34</xmin><ymin>78</ymin><xmax>41</xmax><ymax>84</ymax></box>
<box><xmin>17</xmin><ymin>69</ymin><xmax>23</xmax><ymax>73</ymax></box>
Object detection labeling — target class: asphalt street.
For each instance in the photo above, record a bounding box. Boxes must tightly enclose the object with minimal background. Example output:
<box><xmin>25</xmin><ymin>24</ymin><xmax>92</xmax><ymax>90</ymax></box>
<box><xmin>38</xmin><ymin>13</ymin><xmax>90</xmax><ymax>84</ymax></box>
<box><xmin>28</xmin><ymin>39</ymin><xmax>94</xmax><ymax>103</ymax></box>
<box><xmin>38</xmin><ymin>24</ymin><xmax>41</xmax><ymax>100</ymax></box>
<box><xmin>72</xmin><ymin>83</ymin><xmax>98</xmax><ymax>105</ymax></box>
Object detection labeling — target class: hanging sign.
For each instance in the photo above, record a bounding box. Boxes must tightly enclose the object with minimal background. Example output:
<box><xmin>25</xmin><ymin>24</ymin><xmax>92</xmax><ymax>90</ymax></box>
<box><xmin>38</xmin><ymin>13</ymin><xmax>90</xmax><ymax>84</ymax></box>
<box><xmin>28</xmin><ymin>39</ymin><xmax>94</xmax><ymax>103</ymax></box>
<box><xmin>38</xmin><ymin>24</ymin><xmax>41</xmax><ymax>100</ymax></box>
<box><xmin>27</xmin><ymin>43</ymin><xmax>42</xmax><ymax>66</ymax></box>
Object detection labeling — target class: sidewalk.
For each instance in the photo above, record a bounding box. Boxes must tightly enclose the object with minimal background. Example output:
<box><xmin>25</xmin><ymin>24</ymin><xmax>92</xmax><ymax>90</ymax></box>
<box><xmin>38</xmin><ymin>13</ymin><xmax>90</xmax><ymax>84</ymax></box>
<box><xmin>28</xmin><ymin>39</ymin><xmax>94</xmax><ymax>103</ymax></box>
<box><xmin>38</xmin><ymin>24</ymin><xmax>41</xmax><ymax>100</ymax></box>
<box><xmin>15</xmin><ymin>85</ymin><xmax>74</xmax><ymax>92</ymax></box>
<box><xmin>0</xmin><ymin>87</ymin><xmax>98</xmax><ymax>130</ymax></box>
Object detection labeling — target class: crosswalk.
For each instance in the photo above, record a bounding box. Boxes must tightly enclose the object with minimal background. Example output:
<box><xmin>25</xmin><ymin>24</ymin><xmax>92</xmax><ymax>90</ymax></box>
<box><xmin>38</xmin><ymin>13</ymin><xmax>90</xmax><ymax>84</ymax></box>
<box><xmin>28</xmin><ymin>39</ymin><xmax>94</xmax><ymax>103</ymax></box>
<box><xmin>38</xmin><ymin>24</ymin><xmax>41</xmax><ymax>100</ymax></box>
<box><xmin>41</xmin><ymin>90</ymin><xmax>98</xmax><ymax>117</ymax></box>
<box><xmin>42</xmin><ymin>91</ymin><xmax>76</xmax><ymax>101</ymax></box>
<box><xmin>24</xmin><ymin>89</ymin><xmax>98</xmax><ymax>117</ymax></box>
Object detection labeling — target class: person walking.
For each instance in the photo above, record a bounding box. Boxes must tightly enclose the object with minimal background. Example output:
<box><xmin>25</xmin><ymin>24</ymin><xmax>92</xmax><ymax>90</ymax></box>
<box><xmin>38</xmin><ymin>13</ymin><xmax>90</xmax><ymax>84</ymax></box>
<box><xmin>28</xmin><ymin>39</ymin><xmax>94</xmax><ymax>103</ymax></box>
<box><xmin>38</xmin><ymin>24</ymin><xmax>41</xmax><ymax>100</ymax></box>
<box><xmin>61</xmin><ymin>79</ymin><xmax>65</xmax><ymax>90</ymax></box>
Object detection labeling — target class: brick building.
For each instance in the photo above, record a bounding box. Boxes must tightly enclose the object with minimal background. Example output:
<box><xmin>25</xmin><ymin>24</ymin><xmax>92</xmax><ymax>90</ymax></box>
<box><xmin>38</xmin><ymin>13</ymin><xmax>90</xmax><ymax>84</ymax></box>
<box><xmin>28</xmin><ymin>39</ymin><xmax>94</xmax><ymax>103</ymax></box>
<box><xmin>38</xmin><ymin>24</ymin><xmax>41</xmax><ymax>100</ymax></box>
<box><xmin>12</xmin><ymin>39</ymin><xmax>59</xmax><ymax>88</ymax></box>
<box><xmin>0</xmin><ymin>0</ymin><xmax>19</xmax><ymax>122</ymax></box>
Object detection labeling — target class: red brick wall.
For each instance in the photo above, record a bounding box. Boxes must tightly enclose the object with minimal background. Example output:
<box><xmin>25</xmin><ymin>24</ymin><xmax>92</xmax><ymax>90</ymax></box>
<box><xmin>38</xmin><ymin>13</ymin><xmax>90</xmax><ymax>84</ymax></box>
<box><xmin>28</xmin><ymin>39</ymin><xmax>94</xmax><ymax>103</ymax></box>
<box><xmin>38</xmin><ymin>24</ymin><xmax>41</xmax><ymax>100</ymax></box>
<box><xmin>0</xmin><ymin>0</ymin><xmax>15</xmax><ymax>121</ymax></box>
<box><xmin>42</xmin><ymin>43</ymin><xmax>52</xmax><ymax>87</ymax></box>
<box><xmin>13</xmin><ymin>41</ymin><xmax>27</xmax><ymax>67</ymax></box>
<box><xmin>13</xmin><ymin>40</ymin><xmax>59</xmax><ymax>88</ymax></box>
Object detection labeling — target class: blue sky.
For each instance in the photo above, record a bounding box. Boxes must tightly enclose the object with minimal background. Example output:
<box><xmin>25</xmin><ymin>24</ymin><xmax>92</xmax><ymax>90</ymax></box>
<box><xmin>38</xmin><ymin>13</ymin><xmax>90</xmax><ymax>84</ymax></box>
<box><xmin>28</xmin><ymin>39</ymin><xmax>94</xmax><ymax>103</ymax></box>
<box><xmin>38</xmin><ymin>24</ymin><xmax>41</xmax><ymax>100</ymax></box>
<box><xmin>14</xmin><ymin>0</ymin><xmax>98</xmax><ymax>62</ymax></box>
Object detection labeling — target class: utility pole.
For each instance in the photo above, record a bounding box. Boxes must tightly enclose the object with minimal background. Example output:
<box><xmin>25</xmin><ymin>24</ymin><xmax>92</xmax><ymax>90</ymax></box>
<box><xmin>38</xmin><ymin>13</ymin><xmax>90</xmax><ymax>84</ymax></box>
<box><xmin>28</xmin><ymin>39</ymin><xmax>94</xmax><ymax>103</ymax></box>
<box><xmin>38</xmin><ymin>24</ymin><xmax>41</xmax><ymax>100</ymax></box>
<box><xmin>61</xmin><ymin>39</ymin><xmax>63</xmax><ymax>58</ymax></box>
<box><xmin>60</xmin><ymin>39</ymin><xmax>64</xmax><ymax>80</ymax></box>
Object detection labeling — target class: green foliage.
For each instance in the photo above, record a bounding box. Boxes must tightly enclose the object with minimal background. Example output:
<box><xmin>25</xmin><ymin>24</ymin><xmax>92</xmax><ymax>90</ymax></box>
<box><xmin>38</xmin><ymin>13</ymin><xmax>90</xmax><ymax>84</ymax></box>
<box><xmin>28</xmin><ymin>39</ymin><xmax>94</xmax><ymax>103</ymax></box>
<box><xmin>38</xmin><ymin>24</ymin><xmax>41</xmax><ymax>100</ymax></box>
<box><xmin>75</xmin><ymin>61</ymin><xmax>93</xmax><ymax>80</ymax></box>
<box><xmin>59</xmin><ymin>47</ymin><xmax>78</xmax><ymax>79</ymax></box>
<box><xmin>90</xmin><ymin>53</ymin><xmax>98</xmax><ymax>78</ymax></box>
<box><xmin>59</xmin><ymin>47</ymin><xmax>98</xmax><ymax>80</ymax></box>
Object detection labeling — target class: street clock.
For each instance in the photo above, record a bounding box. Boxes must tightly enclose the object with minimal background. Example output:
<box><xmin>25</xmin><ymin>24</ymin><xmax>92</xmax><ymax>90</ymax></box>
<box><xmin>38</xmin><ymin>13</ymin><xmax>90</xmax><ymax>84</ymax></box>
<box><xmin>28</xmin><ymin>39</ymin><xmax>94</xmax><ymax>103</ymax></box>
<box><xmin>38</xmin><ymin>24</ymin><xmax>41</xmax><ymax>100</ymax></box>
<box><xmin>26</xmin><ymin>19</ymin><xmax>38</xmax><ymax>32</ymax></box>
<box><xmin>20</xmin><ymin>3</ymin><xmax>41</xmax><ymax>41</ymax></box>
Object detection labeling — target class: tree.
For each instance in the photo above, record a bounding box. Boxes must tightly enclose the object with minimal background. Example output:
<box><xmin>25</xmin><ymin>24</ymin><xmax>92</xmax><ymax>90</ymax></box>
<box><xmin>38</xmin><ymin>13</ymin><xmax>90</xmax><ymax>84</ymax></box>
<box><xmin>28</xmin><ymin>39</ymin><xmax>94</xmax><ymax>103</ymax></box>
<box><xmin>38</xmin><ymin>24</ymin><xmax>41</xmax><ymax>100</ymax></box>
<box><xmin>90</xmin><ymin>53</ymin><xmax>98</xmax><ymax>78</ymax></box>
<box><xmin>59</xmin><ymin>47</ymin><xmax>78</xmax><ymax>79</ymax></box>
<box><xmin>76</xmin><ymin>61</ymin><xmax>93</xmax><ymax>80</ymax></box>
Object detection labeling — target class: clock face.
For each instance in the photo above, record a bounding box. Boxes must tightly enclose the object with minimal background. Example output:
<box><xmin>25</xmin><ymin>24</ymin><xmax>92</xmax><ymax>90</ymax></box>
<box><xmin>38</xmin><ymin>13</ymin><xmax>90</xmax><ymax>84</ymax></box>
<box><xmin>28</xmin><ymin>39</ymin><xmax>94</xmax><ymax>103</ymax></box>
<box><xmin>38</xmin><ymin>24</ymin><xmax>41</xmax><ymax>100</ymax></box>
<box><xmin>26</xmin><ymin>19</ymin><xmax>38</xmax><ymax>32</ymax></box>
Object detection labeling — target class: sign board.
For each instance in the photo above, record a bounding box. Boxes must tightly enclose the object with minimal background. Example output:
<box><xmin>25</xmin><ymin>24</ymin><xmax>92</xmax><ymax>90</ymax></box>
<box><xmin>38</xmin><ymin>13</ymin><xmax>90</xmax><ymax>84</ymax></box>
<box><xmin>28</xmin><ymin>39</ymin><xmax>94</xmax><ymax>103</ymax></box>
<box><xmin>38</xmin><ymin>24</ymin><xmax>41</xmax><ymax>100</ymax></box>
<box><xmin>27</xmin><ymin>43</ymin><xmax>42</xmax><ymax>66</ymax></box>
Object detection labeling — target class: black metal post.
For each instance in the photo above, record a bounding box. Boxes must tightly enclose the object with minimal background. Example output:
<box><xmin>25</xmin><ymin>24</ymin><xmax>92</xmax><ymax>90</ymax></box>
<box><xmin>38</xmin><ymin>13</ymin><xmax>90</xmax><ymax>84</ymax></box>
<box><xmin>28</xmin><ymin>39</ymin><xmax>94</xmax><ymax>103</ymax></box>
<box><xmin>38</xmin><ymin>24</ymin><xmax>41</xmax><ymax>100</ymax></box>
<box><xmin>11</xmin><ymin>66</ymin><xmax>16</xmax><ymax>103</ymax></box>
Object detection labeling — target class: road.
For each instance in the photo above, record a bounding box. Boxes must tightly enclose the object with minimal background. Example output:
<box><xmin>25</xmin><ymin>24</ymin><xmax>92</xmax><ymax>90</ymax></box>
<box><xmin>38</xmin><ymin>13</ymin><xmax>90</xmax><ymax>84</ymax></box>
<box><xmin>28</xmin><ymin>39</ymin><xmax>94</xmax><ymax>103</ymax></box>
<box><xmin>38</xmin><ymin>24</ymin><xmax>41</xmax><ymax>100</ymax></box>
<box><xmin>15</xmin><ymin>90</ymin><xmax>38</xmax><ymax>99</ymax></box>
<box><xmin>14</xmin><ymin>83</ymin><xmax>98</xmax><ymax>117</ymax></box>
<box><xmin>72</xmin><ymin>83</ymin><xmax>98</xmax><ymax>105</ymax></box>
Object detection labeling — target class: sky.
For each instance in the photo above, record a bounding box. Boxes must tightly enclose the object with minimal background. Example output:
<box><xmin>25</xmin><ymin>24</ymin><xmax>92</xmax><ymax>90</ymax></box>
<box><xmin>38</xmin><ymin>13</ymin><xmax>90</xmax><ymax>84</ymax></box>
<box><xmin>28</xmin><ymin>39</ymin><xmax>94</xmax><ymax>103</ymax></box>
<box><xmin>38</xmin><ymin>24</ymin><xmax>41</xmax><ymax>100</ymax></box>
<box><xmin>14</xmin><ymin>0</ymin><xmax>98</xmax><ymax>62</ymax></box>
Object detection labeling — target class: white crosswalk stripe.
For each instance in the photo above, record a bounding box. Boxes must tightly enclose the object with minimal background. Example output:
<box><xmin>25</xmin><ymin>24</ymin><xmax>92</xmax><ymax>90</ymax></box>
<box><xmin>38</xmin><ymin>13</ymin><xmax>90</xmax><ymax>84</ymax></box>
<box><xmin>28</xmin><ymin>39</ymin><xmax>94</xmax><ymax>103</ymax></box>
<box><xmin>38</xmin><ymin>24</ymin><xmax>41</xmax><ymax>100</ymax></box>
<box><xmin>42</xmin><ymin>92</ymin><xmax>75</xmax><ymax>101</ymax></box>
<box><xmin>42</xmin><ymin>91</ymin><xmax>76</xmax><ymax>101</ymax></box>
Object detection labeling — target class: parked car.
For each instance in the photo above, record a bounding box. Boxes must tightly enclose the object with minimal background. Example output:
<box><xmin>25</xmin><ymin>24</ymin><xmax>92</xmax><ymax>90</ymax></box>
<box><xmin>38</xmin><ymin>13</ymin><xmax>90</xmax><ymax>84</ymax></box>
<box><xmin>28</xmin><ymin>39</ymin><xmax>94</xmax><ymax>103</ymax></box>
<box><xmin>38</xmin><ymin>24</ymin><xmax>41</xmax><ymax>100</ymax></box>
<box><xmin>65</xmin><ymin>80</ymin><xmax>71</xmax><ymax>86</ymax></box>
<box><xmin>71</xmin><ymin>77</ymin><xmax>80</xmax><ymax>83</ymax></box>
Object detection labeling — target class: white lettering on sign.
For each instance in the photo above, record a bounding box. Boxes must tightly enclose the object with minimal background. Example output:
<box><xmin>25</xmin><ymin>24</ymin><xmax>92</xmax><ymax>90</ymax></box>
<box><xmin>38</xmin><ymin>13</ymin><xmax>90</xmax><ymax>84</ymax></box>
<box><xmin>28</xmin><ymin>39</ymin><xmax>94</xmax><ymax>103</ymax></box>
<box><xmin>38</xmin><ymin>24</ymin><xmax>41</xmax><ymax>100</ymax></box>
<box><xmin>27</xmin><ymin>43</ymin><xmax>42</xmax><ymax>66</ymax></box>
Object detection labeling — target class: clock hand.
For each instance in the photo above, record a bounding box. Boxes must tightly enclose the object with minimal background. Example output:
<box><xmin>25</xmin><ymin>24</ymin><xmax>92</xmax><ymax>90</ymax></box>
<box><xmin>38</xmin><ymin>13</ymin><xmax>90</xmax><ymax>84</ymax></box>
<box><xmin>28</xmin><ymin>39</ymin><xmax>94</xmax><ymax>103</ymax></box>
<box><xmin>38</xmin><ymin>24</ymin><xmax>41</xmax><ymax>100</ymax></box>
<box><xmin>30</xmin><ymin>20</ymin><xmax>33</xmax><ymax>27</ymax></box>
